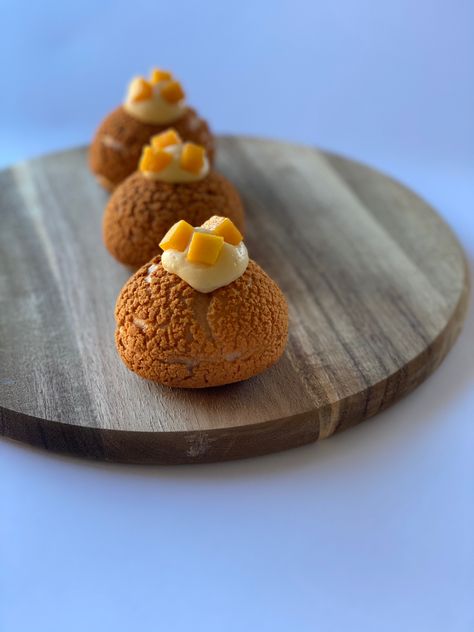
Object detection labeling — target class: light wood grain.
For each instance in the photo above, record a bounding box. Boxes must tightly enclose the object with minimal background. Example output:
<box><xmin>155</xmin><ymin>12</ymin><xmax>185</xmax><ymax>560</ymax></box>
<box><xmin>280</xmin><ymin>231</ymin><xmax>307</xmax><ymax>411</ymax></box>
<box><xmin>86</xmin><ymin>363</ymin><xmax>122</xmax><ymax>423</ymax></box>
<box><xmin>0</xmin><ymin>137</ymin><xmax>469</xmax><ymax>463</ymax></box>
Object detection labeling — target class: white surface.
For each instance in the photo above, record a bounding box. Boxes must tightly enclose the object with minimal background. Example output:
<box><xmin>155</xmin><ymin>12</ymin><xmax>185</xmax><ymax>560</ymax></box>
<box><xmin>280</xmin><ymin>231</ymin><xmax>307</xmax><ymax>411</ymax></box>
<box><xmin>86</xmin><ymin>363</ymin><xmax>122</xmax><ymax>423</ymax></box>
<box><xmin>1</xmin><ymin>1</ymin><xmax>473</xmax><ymax>630</ymax></box>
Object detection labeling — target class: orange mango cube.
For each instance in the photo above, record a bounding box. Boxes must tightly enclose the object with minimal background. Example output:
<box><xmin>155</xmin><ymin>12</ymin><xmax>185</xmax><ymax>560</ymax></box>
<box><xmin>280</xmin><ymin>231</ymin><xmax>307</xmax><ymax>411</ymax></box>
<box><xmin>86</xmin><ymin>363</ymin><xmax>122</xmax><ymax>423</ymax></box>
<box><xmin>151</xmin><ymin>129</ymin><xmax>182</xmax><ymax>150</ymax></box>
<box><xmin>150</xmin><ymin>68</ymin><xmax>172</xmax><ymax>84</ymax></box>
<box><xmin>159</xmin><ymin>220</ymin><xmax>194</xmax><ymax>252</ymax></box>
<box><xmin>186</xmin><ymin>232</ymin><xmax>224</xmax><ymax>265</ymax></box>
<box><xmin>202</xmin><ymin>216</ymin><xmax>243</xmax><ymax>245</ymax></box>
<box><xmin>131</xmin><ymin>78</ymin><xmax>153</xmax><ymax>103</ymax></box>
<box><xmin>139</xmin><ymin>147</ymin><xmax>173</xmax><ymax>173</ymax></box>
<box><xmin>160</xmin><ymin>80</ymin><xmax>185</xmax><ymax>104</ymax></box>
<box><xmin>180</xmin><ymin>143</ymin><xmax>205</xmax><ymax>175</ymax></box>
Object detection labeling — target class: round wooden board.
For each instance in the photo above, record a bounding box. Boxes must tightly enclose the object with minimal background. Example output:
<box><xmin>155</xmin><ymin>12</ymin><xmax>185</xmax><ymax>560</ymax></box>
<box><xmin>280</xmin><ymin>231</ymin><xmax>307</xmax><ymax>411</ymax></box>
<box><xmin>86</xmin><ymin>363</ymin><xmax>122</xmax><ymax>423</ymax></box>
<box><xmin>0</xmin><ymin>137</ymin><xmax>469</xmax><ymax>464</ymax></box>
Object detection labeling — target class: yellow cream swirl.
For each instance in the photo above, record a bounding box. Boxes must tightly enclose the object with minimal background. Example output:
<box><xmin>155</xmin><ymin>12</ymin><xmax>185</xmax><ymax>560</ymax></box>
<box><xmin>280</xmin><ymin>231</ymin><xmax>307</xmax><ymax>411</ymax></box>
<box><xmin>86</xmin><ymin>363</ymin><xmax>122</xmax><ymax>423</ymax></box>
<box><xmin>124</xmin><ymin>75</ymin><xmax>186</xmax><ymax>125</ymax></box>
<box><xmin>160</xmin><ymin>219</ymin><xmax>248</xmax><ymax>293</ymax></box>
<box><xmin>142</xmin><ymin>143</ymin><xmax>209</xmax><ymax>183</ymax></box>
<box><xmin>139</xmin><ymin>130</ymin><xmax>209</xmax><ymax>183</ymax></box>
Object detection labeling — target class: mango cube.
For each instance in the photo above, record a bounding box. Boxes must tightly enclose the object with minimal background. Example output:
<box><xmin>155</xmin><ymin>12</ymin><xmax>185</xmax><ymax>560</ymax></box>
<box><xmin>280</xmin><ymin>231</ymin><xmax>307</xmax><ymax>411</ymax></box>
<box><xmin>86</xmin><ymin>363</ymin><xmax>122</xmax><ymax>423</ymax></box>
<box><xmin>151</xmin><ymin>129</ymin><xmax>182</xmax><ymax>150</ymax></box>
<box><xmin>139</xmin><ymin>147</ymin><xmax>173</xmax><ymax>173</ymax></box>
<box><xmin>202</xmin><ymin>216</ymin><xmax>243</xmax><ymax>245</ymax></box>
<box><xmin>159</xmin><ymin>220</ymin><xmax>194</xmax><ymax>252</ymax></box>
<box><xmin>180</xmin><ymin>143</ymin><xmax>206</xmax><ymax>175</ymax></box>
<box><xmin>131</xmin><ymin>78</ymin><xmax>153</xmax><ymax>103</ymax></box>
<box><xmin>161</xmin><ymin>80</ymin><xmax>185</xmax><ymax>104</ymax></box>
<box><xmin>186</xmin><ymin>232</ymin><xmax>224</xmax><ymax>265</ymax></box>
<box><xmin>150</xmin><ymin>68</ymin><xmax>172</xmax><ymax>84</ymax></box>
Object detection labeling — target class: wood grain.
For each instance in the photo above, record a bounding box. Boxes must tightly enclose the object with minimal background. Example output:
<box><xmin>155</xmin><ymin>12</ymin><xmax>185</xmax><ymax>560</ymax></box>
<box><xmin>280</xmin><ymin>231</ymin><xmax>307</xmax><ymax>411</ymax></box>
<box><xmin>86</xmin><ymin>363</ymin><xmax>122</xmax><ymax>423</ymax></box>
<box><xmin>0</xmin><ymin>137</ymin><xmax>469</xmax><ymax>463</ymax></box>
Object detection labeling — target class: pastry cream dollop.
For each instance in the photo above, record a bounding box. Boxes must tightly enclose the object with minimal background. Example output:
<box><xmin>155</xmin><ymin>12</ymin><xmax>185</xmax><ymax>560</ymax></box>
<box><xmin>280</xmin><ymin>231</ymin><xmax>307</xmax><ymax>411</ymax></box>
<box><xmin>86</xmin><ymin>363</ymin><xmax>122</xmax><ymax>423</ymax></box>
<box><xmin>123</xmin><ymin>69</ymin><xmax>186</xmax><ymax>125</ymax></box>
<box><xmin>139</xmin><ymin>129</ymin><xmax>209</xmax><ymax>183</ymax></box>
<box><xmin>160</xmin><ymin>217</ymin><xmax>248</xmax><ymax>293</ymax></box>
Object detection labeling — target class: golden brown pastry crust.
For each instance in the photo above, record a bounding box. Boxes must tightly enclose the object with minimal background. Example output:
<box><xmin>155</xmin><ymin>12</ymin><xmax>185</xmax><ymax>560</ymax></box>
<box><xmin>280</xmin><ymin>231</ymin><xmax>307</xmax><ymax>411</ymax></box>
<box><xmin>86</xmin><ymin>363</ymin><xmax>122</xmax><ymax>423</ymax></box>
<box><xmin>115</xmin><ymin>258</ymin><xmax>288</xmax><ymax>387</ymax></box>
<box><xmin>103</xmin><ymin>170</ymin><xmax>245</xmax><ymax>267</ymax></box>
<box><xmin>89</xmin><ymin>106</ymin><xmax>215</xmax><ymax>190</ymax></box>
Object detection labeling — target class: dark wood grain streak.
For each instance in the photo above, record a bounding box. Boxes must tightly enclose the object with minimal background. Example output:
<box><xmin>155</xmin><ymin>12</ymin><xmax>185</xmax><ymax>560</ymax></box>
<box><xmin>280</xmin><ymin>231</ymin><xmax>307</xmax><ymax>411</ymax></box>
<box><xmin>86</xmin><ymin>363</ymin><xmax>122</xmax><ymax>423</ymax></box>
<box><xmin>0</xmin><ymin>137</ymin><xmax>469</xmax><ymax>463</ymax></box>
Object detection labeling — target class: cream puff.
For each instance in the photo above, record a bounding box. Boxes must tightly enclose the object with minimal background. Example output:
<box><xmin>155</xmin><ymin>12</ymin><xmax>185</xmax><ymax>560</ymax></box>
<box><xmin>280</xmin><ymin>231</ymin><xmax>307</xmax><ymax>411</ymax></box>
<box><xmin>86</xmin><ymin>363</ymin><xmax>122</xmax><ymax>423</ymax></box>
<box><xmin>89</xmin><ymin>68</ymin><xmax>215</xmax><ymax>191</ymax></box>
<box><xmin>115</xmin><ymin>217</ymin><xmax>288</xmax><ymax>387</ymax></box>
<box><xmin>103</xmin><ymin>129</ymin><xmax>244</xmax><ymax>267</ymax></box>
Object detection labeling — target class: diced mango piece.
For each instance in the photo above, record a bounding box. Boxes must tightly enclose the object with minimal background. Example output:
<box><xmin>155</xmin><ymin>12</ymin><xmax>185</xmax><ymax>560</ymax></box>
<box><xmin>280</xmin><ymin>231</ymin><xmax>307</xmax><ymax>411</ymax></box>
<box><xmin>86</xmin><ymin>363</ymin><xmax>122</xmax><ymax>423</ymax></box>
<box><xmin>186</xmin><ymin>232</ymin><xmax>224</xmax><ymax>265</ymax></box>
<box><xmin>139</xmin><ymin>147</ymin><xmax>173</xmax><ymax>173</ymax></box>
<box><xmin>180</xmin><ymin>143</ymin><xmax>206</xmax><ymax>175</ymax></box>
<box><xmin>201</xmin><ymin>216</ymin><xmax>243</xmax><ymax>245</ymax></box>
<box><xmin>151</xmin><ymin>129</ymin><xmax>182</xmax><ymax>150</ymax></box>
<box><xmin>150</xmin><ymin>68</ymin><xmax>172</xmax><ymax>84</ymax></box>
<box><xmin>159</xmin><ymin>220</ymin><xmax>194</xmax><ymax>252</ymax></box>
<box><xmin>131</xmin><ymin>78</ymin><xmax>152</xmax><ymax>103</ymax></box>
<box><xmin>139</xmin><ymin>147</ymin><xmax>155</xmax><ymax>171</ymax></box>
<box><xmin>160</xmin><ymin>80</ymin><xmax>185</xmax><ymax>104</ymax></box>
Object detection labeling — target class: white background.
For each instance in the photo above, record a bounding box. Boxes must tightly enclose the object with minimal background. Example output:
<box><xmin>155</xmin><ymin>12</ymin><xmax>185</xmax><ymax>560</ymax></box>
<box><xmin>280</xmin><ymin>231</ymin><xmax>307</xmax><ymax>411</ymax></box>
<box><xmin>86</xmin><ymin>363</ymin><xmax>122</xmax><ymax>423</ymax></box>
<box><xmin>1</xmin><ymin>1</ymin><xmax>473</xmax><ymax>630</ymax></box>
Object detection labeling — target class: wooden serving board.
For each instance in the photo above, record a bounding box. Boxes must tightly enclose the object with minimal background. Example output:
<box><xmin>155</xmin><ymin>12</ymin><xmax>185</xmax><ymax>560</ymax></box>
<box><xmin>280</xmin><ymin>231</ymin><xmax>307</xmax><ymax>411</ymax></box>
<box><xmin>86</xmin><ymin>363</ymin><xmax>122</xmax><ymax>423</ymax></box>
<box><xmin>0</xmin><ymin>137</ymin><xmax>469</xmax><ymax>464</ymax></box>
